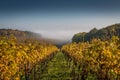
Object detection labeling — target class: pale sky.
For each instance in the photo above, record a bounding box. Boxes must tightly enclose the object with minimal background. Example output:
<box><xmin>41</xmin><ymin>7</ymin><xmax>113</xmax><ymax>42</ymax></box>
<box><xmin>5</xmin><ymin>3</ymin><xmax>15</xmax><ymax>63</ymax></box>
<box><xmin>0</xmin><ymin>0</ymin><xmax>120</xmax><ymax>40</ymax></box>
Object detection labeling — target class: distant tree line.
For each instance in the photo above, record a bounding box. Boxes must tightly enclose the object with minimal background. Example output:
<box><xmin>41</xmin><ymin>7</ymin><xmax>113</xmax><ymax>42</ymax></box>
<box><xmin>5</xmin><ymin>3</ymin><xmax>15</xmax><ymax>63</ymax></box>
<box><xmin>72</xmin><ymin>24</ymin><xmax>120</xmax><ymax>42</ymax></box>
<box><xmin>0</xmin><ymin>29</ymin><xmax>41</xmax><ymax>40</ymax></box>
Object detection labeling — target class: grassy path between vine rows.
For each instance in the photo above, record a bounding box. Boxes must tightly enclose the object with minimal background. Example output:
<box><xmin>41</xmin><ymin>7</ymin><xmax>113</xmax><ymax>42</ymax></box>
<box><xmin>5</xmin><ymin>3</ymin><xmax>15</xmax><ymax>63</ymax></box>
<box><xmin>40</xmin><ymin>52</ymin><xmax>73</xmax><ymax>80</ymax></box>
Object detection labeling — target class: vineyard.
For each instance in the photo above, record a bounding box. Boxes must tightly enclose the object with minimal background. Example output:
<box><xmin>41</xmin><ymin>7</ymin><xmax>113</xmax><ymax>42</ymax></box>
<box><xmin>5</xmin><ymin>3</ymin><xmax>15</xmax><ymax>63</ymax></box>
<box><xmin>0</xmin><ymin>35</ymin><xmax>120</xmax><ymax>80</ymax></box>
<box><xmin>62</xmin><ymin>36</ymin><xmax>120</xmax><ymax>80</ymax></box>
<box><xmin>0</xmin><ymin>35</ymin><xmax>58</xmax><ymax>80</ymax></box>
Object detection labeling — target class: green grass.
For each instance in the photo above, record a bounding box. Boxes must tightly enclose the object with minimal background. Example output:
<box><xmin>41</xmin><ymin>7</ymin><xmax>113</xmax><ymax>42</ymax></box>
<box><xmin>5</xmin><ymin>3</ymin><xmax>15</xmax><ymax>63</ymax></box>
<box><xmin>40</xmin><ymin>52</ymin><xmax>73</xmax><ymax>80</ymax></box>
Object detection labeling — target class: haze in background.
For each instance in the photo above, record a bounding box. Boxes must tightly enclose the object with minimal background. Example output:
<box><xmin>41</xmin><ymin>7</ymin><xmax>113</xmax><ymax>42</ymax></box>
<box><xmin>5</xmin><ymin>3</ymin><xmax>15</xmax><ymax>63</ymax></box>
<box><xmin>0</xmin><ymin>0</ymin><xmax>120</xmax><ymax>40</ymax></box>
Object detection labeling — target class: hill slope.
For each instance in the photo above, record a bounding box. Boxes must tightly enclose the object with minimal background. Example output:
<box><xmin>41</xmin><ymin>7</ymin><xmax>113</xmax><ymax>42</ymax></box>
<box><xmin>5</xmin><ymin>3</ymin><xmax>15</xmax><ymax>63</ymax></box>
<box><xmin>0</xmin><ymin>29</ymin><xmax>42</xmax><ymax>40</ymax></box>
<box><xmin>72</xmin><ymin>24</ymin><xmax>120</xmax><ymax>42</ymax></box>
<box><xmin>0</xmin><ymin>29</ymin><xmax>69</xmax><ymax>46</ymax></box>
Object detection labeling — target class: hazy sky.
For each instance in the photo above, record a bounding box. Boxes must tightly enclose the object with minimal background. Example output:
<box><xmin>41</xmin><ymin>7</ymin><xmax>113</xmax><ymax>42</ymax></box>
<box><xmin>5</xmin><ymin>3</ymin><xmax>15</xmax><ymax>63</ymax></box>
<box><xmin>0</xmin><ymin>0</ymin><xmax>120</xmax><ymax>40</ymax></box>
